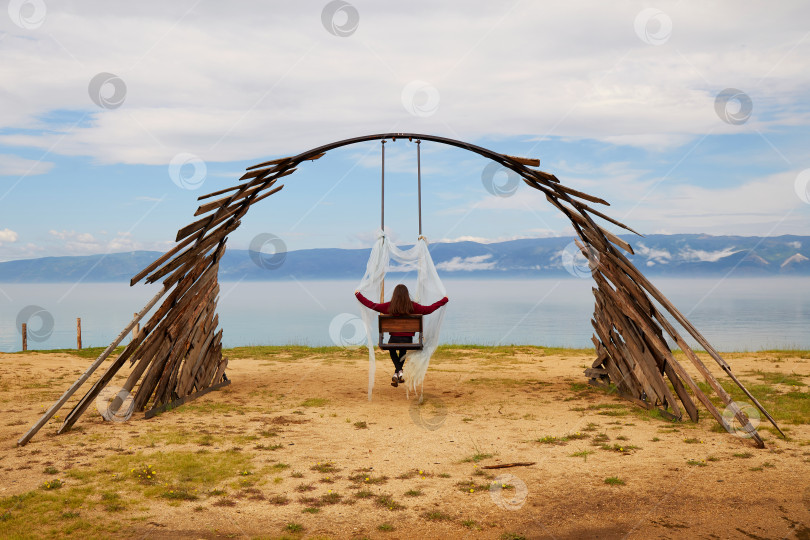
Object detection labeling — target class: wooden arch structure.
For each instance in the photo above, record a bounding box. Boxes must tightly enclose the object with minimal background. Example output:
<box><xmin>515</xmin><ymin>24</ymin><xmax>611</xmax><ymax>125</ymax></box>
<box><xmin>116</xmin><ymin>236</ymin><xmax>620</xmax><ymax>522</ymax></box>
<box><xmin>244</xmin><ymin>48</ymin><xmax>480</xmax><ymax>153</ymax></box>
<box><xmin>20</xmin><ymin>132</ymin><xmax>782</xmax><ymax>447</ymax></box>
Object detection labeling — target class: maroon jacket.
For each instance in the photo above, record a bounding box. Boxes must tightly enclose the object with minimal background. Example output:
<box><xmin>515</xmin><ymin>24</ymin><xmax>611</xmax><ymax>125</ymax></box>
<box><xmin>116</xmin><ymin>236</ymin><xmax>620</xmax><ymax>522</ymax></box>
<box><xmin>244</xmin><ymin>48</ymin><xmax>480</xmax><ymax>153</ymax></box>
<box><xmin>355</xmin><ymin>291</ymin><xmax>448</xmax><ymax>336</ymax></box>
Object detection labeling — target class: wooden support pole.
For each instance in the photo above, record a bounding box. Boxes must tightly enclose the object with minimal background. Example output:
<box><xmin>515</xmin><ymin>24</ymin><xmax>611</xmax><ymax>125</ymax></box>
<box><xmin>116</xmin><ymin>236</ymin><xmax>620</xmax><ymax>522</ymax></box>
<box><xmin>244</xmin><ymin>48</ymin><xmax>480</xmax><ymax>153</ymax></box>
<box><xmin>21</xmin><ymin>323</ymin><xmax>27</xmax><ymax>352</ymax></box>
<box><xmin>132</xmin><ymin>313</ymin><xmax>140</xmax><ymax>341</ymax></box>
<box><xmin>76</xmin><ymin>318</ymin><xmax>82</xmax><ymax>350</ymax></box>
<box><xmin>17</xmin><ymin>285</ymin><xmax>169</xmax><ymax>446</ymax></box>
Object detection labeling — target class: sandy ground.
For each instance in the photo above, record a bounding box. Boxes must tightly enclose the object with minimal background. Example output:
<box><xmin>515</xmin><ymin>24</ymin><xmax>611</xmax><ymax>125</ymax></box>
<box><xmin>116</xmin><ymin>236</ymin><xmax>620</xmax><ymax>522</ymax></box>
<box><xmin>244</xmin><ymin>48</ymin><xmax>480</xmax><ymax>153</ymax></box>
<box><xmin>1</xmin><ymin>346</ymin><xmax>809</xmax><ymax>540</ymax></box>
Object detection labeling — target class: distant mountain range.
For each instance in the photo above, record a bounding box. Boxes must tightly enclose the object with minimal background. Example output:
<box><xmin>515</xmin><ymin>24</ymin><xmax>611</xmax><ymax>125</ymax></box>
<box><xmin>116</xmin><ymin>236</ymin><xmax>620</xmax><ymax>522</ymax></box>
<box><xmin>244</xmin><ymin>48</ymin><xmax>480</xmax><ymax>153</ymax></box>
<box><xmin>1</xmin><ymin>234</ymin><xmax>808</xmax><ymax>282</ymax></box>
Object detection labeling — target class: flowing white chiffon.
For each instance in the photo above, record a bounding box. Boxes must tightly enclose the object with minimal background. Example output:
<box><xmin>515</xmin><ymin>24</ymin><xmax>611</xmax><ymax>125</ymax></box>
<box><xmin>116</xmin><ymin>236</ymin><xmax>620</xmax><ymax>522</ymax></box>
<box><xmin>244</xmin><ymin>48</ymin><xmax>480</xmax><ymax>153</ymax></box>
<box><xmin>355</xmin><ymin>230</ymin><xmax>447</xmax><ymax>401</ymax></box>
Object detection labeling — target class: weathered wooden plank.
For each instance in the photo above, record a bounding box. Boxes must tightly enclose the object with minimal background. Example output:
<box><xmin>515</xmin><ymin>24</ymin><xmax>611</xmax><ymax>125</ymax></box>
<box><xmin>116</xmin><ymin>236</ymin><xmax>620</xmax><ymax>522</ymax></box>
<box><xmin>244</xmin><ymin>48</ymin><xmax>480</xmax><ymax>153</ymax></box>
<box><xmin>503</xmin><ymin>154</ymin><xmax>540</xmax><ymax>167</ymax></box>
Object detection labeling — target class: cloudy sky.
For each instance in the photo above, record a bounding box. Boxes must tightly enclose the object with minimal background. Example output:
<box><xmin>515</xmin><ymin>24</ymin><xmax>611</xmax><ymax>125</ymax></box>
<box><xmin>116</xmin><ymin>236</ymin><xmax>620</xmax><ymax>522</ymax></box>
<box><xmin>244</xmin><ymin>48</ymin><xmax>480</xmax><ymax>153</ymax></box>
<box><xmin>1</xmin><ymin>0</ymin><xmax>809</xmax><ymax>261</ymax></box>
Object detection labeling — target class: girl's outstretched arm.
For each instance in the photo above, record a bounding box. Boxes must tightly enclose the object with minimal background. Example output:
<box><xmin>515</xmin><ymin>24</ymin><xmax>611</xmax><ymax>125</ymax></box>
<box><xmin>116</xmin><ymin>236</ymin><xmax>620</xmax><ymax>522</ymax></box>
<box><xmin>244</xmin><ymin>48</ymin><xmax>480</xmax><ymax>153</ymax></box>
<box><xmin>355</xmin><ymin>290</ymin><xmax>388</xmax><ymax>313</ymax></box>
<box><xmin>414</xmin><ymin>296</ymin><xmax>449</xmax><ymax>315</ymax></box>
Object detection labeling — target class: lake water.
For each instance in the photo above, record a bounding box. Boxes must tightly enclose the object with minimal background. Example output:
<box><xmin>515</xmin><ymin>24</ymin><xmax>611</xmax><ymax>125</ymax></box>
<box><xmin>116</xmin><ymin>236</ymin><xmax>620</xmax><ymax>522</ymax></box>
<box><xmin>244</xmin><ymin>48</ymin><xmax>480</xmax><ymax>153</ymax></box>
<box><xmin>1</xmin><ymin>277</ymin><xmax>808</xmax><ymax>353</ymax></box>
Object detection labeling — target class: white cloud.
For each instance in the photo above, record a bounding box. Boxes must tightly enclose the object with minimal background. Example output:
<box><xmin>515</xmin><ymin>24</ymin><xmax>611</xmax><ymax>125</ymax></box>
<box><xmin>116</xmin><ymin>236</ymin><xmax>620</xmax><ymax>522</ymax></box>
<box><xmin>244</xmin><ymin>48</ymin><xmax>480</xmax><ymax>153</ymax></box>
<box><xmin>0</xmin><ymin>2</ymin><xmax>808</xmax><ymax>164</ymax></box>
<box><xmin>0</xmin><ymin>228</ymin><xmax>19</xmax><ymax>243</ymax></box>
<box><xmin>678</xmin><ymin>246</ymin><xmax>739</xmax><ymax>262</ymax></box>
<box><xmin>436</xmin><ymin>254</ymin><xmax>497</xmax><ymax>271</ymax></box>
<box><xmin>635</xmin><ymin>242</ymin><xmax>672</xmax><ymax>264</ymax></box>
<box><xmin>0</xmin><ymin>154</ymin><xmax>54</xmax><ymax>177</ymax></box>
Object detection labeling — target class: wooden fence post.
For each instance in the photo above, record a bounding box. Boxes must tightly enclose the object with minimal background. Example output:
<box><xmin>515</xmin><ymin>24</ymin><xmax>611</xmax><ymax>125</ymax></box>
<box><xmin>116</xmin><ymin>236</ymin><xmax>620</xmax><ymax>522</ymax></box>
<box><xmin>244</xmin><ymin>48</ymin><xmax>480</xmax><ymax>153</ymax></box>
<box><xmin>132</xmin><ymin>313</ymin><xmax>140</xmax><ymax>341</ymax></box>
<box><xmin>21</xmin><ymin>323</ymin><xmax>27</xmax><ymax>351</ymax></box>
<box><xmin>76</xmin><ymin>318</ymin><xmax>82</xmax><ymax>350</ymax></box>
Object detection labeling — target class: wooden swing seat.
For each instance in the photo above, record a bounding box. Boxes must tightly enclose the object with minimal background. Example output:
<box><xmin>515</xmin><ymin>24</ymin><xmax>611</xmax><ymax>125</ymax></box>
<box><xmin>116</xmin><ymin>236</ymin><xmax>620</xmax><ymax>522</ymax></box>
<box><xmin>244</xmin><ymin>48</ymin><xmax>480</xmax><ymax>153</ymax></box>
<box><xmin>378</xmin><ymin>314</ymin><xmax>424</xmax><ymax>351</ymax></box>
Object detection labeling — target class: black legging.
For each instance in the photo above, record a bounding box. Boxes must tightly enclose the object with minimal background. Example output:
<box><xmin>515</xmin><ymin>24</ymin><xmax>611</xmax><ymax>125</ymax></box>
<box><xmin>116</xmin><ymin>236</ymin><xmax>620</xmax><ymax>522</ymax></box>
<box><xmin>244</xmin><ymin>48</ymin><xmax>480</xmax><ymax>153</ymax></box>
<box><xmin>388</xmin><ymin>335</ymin><xmax>413</xmax><ymax>372</ymax></box>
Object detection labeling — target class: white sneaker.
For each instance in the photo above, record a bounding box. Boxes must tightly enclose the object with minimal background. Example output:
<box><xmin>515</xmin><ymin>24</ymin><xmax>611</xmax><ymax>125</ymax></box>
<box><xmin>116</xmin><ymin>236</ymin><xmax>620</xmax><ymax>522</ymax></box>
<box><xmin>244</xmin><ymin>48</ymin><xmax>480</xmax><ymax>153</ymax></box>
<box><xmin>397</xmin><ymin>371</ymin><xmax>405</xmax><ymax>383</ymax></box>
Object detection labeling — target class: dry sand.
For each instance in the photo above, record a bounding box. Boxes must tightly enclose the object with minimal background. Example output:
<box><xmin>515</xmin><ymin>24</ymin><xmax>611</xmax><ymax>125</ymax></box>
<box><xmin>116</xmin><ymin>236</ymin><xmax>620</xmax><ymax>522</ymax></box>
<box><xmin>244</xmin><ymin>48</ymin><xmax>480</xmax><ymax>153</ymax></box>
<box><xmin>1</xmin><ymin>346</ymin><xmax>808</xmax><ymax>539</ymax></box>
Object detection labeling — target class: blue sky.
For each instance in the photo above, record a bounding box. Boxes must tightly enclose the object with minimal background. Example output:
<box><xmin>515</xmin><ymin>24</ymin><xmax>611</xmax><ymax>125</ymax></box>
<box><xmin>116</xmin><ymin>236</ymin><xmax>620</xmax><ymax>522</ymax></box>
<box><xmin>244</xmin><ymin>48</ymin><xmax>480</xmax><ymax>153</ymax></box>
<box><xmin>1</xmin><ymin>1</ymin><xmax>809</xmax><ymax>262</ymax></box>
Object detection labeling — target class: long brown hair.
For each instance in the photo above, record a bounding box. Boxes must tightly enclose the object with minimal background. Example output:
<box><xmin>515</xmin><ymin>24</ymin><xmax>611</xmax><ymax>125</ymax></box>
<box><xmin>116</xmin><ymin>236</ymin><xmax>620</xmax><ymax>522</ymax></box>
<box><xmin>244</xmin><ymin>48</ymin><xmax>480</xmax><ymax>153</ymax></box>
<box><xmin>388</xmin><ymin>284</ymin><xmax>414</xmax><ymax>315</ymax></box>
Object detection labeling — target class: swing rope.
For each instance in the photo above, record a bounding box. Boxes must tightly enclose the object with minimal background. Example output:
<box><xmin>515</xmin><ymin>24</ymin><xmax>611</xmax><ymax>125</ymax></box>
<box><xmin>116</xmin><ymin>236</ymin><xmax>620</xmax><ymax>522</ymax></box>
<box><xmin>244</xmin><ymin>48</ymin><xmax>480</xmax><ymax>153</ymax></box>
<box><xmin>380</xmin><ymin>139</ymin><xmax>386</xmax><ymax>303</ymax></box>
<box><xmin>417</xmin><ymin>139</ymin><xmax>422</xmax><ymax>236</ymax></box>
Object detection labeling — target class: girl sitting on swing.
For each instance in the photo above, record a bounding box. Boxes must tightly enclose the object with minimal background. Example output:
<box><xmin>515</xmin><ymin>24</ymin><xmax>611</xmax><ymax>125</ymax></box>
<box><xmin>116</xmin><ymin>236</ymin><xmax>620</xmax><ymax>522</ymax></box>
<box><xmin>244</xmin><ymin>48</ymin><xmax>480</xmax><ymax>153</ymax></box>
<box><xmin>355</xmin><ymin>284</ymin><xmax>448</xmax><ymax>387</ymax></box>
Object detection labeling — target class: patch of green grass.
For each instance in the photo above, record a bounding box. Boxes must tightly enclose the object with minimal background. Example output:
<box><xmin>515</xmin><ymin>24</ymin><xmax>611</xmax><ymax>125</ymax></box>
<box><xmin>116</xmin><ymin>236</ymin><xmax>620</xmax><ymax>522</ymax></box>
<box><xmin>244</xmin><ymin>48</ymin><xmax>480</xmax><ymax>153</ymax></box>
<box><xmin>310</xmin><ymin>461</ymin><xmax>338</xmax><ymax>474</ymax></box>
<box><xmin>404</xmin><ymin>489</ymin><xmax>423</xmax><ymax>497</ymax></box>
<box><xmin>749</xmin><ymin>370</ymin><xmax>806</xmax><ymax>387</ymax></box>
<box><xmin>683</xmin><ymin>438</ymin><xmax>702</xmax><ymax>444</ymax></box>
<box><xmin>106</xmin><ymin>449</ymin><xmax>253</xmax><ymax>496</ymax></box>
<box><xmin>353</xmin><ymin>421</ymin><xmax>368</xmax><ymax>429</ymax></box>
<box><xmin>354</xmin><ymin>490</ymin><xmax>374</xmax><ymax>499</ymax></box>
<box><xmin>423</xmin><ymin>510</ymin><xmax>452</xmax><ymax>521</ymax></box>
<box><xmin>377</xmin><ymin>523</ymin><xmax>395</xmax><ymax>532</ymax></box>
<box><xmin>570</xmin><ymin>450</ymin><xmax>594</xmax><ymax>461</ymax></box>
<box><xmin>286</xmin><ymin>522</ymin><xmax>304</xmax><ymax>533</ymax></box>
<box><xmin>604</xmin><ymin>477</ymin><xmax>625</xmax><ymax>486</ymax></box>
<box><xmin>733</xmin><ymin>452</ymin><xmax>754</xmax><ymax>459</ymax></box>
<box><xmin>461</xmin><ymin>452</ymin><xmax>493</xmax><ymax>463</ymax></box>
<box><xmin>349</xmin><ymin>472</ymin><xmax>388</xmax><ymax>485</ymax></box>
<box><xmin>43</xmin><ymin>466</ymin><xmax>58</xmax><ymax>475</ymax></box>
<box><xmin>302</xmin><ymin>506</ymin><xmax>320</xmax><ymax>514</ymax></box>
<box><xmin>462</xmin><ymin>519</ymin><xmax>480</xmax><ymax>530</ymax></box>
<box><xmin>41</xmin><ymin>479</ymin><xmax>63</xmax><ymax>490</ymax></box>
<box><xmin>600</xmin><ymin>443</ymin><xmax>639</xmax><ymax>453</ymax></box>
<box><xmin>686</xmin><ymin>459</ymin><xmax>707</xmax><ymax>467</ymax></box>
<box><xmin>501</xmin><ymin>534</ymin><xmax>527</xmax><ymax>540</ymax></box>
<box><xmin>161</xmin><ymin>487</ymin><xmax>199</xmax><ymax>501</ymax></box>
<box><xmin>536</xmin><ymin>435</ymin><xmax>567</xmax><ymax>445</ymax></box>
<box><xmin>375</xmin><ymin>494</ymin><xmax>404</xmax><ymax>511</ymax></box>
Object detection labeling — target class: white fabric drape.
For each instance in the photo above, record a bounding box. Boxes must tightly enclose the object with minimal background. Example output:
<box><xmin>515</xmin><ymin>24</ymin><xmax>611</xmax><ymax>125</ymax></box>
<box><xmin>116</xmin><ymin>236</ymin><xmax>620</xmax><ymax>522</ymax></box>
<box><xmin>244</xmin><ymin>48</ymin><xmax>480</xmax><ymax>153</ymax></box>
<box><xmin>356</xmin><ymin>230</ymin><xmax>447</xmax><ymax>400</ymax></box>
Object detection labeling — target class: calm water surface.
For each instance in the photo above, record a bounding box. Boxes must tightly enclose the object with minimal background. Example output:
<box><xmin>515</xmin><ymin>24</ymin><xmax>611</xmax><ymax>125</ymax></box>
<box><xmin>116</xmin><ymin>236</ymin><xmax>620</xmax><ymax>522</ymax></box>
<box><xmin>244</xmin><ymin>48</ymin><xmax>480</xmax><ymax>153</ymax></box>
<box><xmin>0</xmin><ymin>278</ymin><xmax>808</xmax><ymax>352</ymax></box>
